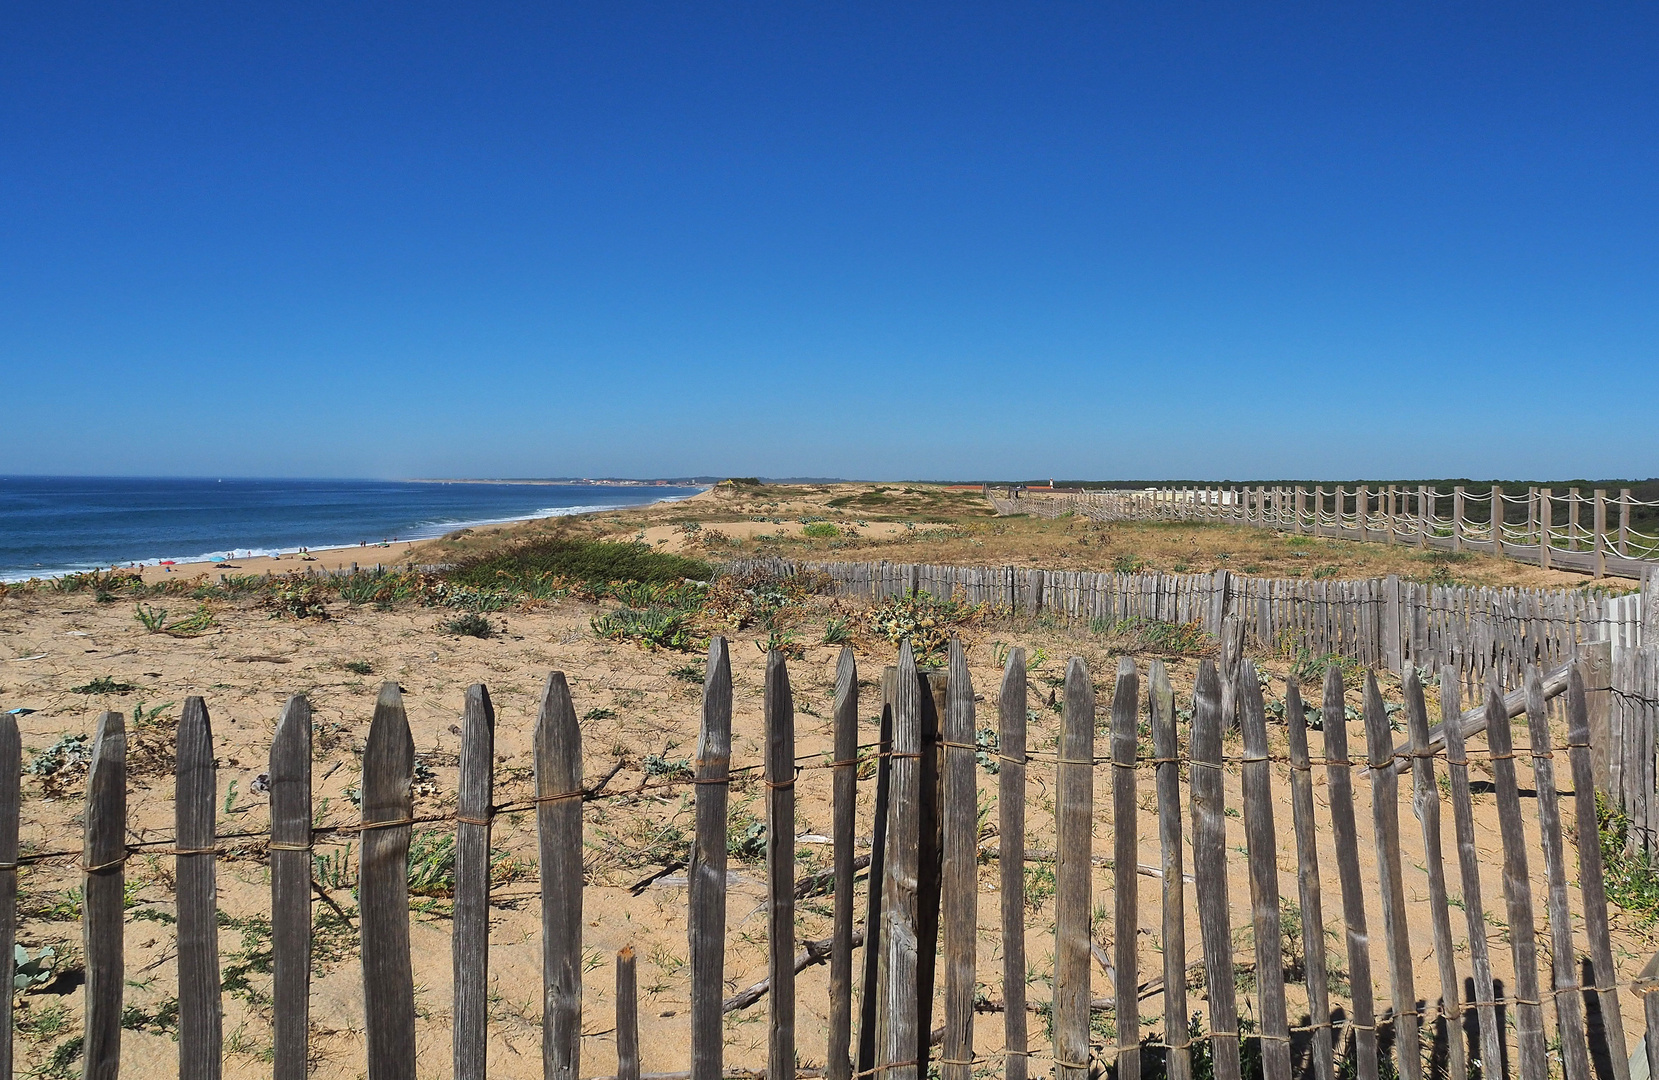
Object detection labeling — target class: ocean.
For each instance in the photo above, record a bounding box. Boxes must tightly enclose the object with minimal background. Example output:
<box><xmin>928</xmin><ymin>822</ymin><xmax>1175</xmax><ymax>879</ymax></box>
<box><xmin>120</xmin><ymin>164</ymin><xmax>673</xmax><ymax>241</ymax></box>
<box><xmin>0</xmin><ymin>476</ymin><xmax>705</xmax><ymax>582</ymax></box>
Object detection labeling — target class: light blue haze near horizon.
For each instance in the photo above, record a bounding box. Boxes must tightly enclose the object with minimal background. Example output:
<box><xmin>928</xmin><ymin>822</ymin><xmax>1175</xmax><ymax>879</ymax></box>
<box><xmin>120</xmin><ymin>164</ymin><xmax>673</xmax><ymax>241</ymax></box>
<box><xmin>2</xmin><ymin>4</ymin><xmax>1655</xmax><ymax>482</ymax></box>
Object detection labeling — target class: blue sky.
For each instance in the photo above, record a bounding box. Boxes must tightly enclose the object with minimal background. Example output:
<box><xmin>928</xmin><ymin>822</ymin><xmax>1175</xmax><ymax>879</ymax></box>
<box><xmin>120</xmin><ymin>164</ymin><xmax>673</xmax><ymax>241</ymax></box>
<box><xmin>3</xmin><ymin>4</ymin><xmax>1655</xmax><ymax>481</ymax></box>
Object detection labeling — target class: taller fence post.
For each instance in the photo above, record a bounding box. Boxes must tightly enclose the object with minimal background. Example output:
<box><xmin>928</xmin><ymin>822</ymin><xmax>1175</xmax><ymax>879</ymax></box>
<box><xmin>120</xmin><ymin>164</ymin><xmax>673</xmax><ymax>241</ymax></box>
<box><xmin>1110</xmin><ymin>657</ymin><xmax>1141</xmax><ymax>1080</ymax></box>
<box><xmin>1621</xmin><ymin>489</ymin><xmax>1634</xmax><ymax>557</ymax></box>
<box><xmin>454</xmin><ymin>684</ymin><xmax>496</xmax><ymax>1080</ymax></box>
<box><xmin>1054</xmin><ymin>657</ymin><xmax>1096</xmax><ymax>1080</ymax></box>
<box><xmin>1284</xmin><ymin>681</ymin><xmax>1332</xmax><ymax>1080</ymax></box>
<box><xmin>1486</xmin><ymin>676</ymin><xmax>1548</xmax><ymax>1080</ymax></box>
<box><xmin>827</xmin><ymin>646</ymin><xmax>857</xmax><ymax>1080</ymax></box>
<box><xmin>998</xmin><ymin>650</ymin><xmax>1029</xmax><ymax>1080</ymax></box>
<box><xmin>1238</xmin><ymin>662</ymin><xmax>1290</xmax><ymax>1080</ymax></box>
<box><xmin>765</xmin><ymin>651</ymin><xmax>797</xmax><ymax>1080</ymax></box>
<box><xmin>360</xmin><ymin>683</ymin><xmax>416</xmax><ymax>1080</ymax></box>
<box><xmin>0</xmin><ymin>710</ymin><xmax>17</xmax><ymax>1080</ymax></box>
<box><xmin>536</xmin><ymin>673</ymin><xmax>584</xmax><ymax>1080</ymax></box>
<box><xmin>1149</xmin><ymin>661</ymin><xmax>1189</xmax><ymax>1080</ymax></box>
<box><xmin>881</xmin><ymin>643</ymin><xmax>923</xmax><ymax>1080</ymax></box>
<box><xmin>1402</xmin><ymin>668</ymin><xmax>1467</xmax><ymax>1080</ymax></box>
<box><xmin>1191</xmin><ymin>661</ymin><xmax>1242</xmax><ymax>1080</ymax></box>
<box><xmin>1363</xmin><ymin>673</ymin><xmax>1419</xmax><ymax>1080</ymax></box>
<box><xmin>1453</xmin><ymin>486</ymin><xmax>1466</xmax><ymax>551</ymax></box>
<box><xmin>691</xmin><ymin>640</ymin><xmax>731</xmax><ymax>1080</ymax></box>
<box><xmin>941</xmin><ymin>639</ymin><xmax>977</xmax><ymax>1080</ymax></box>
<box><xmin>1321</xmin><ymin>668</ymin><xmax>1378</xmax><ymax>1080</ymax></box>
<box><xmin>82</xmin><ymin>710</ymin><xmax>126</xmax><ymax>1080</ymax></box>
<box><xmin>176</xmin><ymin>697</ymin><xmax>222</xmax><ymax>1080</ymax></box>
<box><xmin>1440</xmin><ymin>670</ymin><xmax>1504</xmax><ymax>1073</ymax></box>
<box><xmin>1569</xmin><ymin>667</ymin><xmax>1631</xmax><ymax>1078</ymax></box>
<box><xmin>270</xmin><ymin>695</ymin><xmax>312</xmax><ymax>1080</ymax></box>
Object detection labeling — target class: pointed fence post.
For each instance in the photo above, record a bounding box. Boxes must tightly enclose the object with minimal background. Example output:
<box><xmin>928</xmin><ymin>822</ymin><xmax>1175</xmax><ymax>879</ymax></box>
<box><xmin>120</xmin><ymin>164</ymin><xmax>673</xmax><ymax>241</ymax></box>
<box><xmin>765</xmin><ymin>651</ymin><xmax>797</xmax><ymax>1080</ymax></box>
<box><xmin>1054</xmin><ymin>657</ymin><xmax>1095</xmax><ymax>1080</ymax></box>
<box><xmin>270</xmin><ymin>695</ymin><xmax>312</xmax><ymax>1080</ymax></box>
<box><xmin>881</xmin><ymin>642</ymin><xmax>923</xmax><ymax>1080</ymax></box>
<box><xmin>1568</xmin><ymin>667</ymin><xmax>1630</xmax><ymax>1077</ymax></box>
<box><xmin>82</xmin><ymin>710</ymin><xmax>126</xmax><ymax>1080</ymax></box>
<box><xmin>827</xmin><ymin>646</ymin><xmax>858</xmax><ymax>1080</ymax></box>
<box><xmin>1149</xmin><ymin>661</ymin><xmax>1190</xmax><ymax>1080</ymax></box>
<box><xmin>454</xmin><ymin>684</ymin><xmax>496</xmax><ymax>1080</ymax></box>
<box><xmin>941</xmin><ymin>639</ymin><xmax>977</xmax><ymax>1080</ymax></box>
<box><xmin>1402</xmin><ymin>668</ymin><xmax>1466</xmax><ymax>1080</ymax></box>
<box><xmin>361</xmin><ymin>683</ymin><xmax>415</xmax><ymax>1080</ymax></box>
<box><xmin>0</xmin><ymin>710</ymin><xmax>17</xmax><ymax>1080</ymax></box>
<box><xmin>537</xmin><ymin>673</ymin><xmax>584</xmax><ymax>1080</ymax></box>
<box><xmin>997</xmin><ymin>649</ymin><xmax>1030</xmax><ymax>1080</ymax></box>
<box><xmin>1440</xmin><ymin>670</ymin><xmax>1504</xmax><ymax>1075</ymax></box>
<box><xmin>1321</xmin><ymin>668</ymin><xmax>1378</xmax><ymax>1080</ymax></box>
<box><xmin>1190</xmin><ymin>661</ymin><xmax>1241</xmax><ymax>1080</ymax></box>
<box><xmin>1110</xmin><ymin>657</ymin><xmax>1142</xmax><ymax>1080</ymax></box>
<box><xmin>1284</xmin><ymin>680</ymin><xmax>1332</xmax><ymax>1080</ymax></box>
<box><xmin>1238</xmin><ymin>662</ymin><xmax>1290</xmax><ymax>1080</ymax></box>
<box><xmin>1363</xmin><ymin>673</ymin><xmax>1419</xmax><ymax>1080</ymax></box>
<box><xmin>1486</xmin><ymin>677</ymin><xmax>1548</xmax><ymax>1080</ymax></box>
<box><xmin>1523</xmin><ymin>667</ymin><xmax>1591</xmax><ymax>1080</ymax></box>
<box><xmin>691</xmin><ymin>639</ymin><xmax>732</xmax><ymax>1080</ymax></box>
<box><xmin>176</xmin><ymin>697</ymin><xmax>222</xmax><ymax>1080</ymax></box>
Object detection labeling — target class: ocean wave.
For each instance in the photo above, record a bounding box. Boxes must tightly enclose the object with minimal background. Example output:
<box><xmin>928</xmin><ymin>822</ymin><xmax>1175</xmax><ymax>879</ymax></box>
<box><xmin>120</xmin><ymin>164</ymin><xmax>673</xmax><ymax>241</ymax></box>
<box><xmin>0</xmin><ymin>488</ymin><xmax>707</xmax><ymax>583</ymax></box>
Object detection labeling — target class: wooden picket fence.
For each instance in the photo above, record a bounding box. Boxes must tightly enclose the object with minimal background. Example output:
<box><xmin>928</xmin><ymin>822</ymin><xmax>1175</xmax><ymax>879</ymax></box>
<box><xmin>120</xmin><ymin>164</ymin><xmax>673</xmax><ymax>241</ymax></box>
<box><xmin>988</xmin><ymin>483</ymin><xmax>1659</xmax><ymax>580</ymax></box>
<box><xmin>2</xmin><ymin>635</ymin><xmax>1654</xmax><ymax>1080</ymax></box>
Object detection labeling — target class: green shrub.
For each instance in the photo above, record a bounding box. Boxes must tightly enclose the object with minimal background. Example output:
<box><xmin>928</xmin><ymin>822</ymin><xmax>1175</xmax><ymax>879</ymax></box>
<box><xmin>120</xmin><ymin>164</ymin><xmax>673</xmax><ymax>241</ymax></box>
<box><xmin>866</xmin><ymin>591</ymin><xmax>983</xmax><ymax>660</ymax></box>
<box><xmin>802</xmin><ymin>522</ymin><xmax>841</xmax><ymax>539</ymax></box>
<box><xmin>448</xmin><ymin>539</ymin><xmax>710</xmax><ymax>591</ymax></box>
<box><xmin>70</xmin><ymin>676</ymin><xmax>137</xmax><ymax>695</ymax></box>
<box><xmin>441</xmin><ymin>613</ymin><xmax>497</xmax><ymax>639</ymax></box>
<box><xmin>592</xmin><ymin>607</ymin><xmax>694</xmax><ymax>651</ymax></box>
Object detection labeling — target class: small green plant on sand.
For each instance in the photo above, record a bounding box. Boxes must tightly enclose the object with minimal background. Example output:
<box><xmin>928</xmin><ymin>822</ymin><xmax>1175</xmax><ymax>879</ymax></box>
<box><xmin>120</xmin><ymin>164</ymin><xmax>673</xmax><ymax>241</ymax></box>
<box><xmin>441</xmin><ymin>613</ymin><xmax>497</xmax><ymax>639</ymax></box>
<box><xmin>592</xmin><ymin>607</ymin><xmax>693</xmax><ymax>651</ymax></box>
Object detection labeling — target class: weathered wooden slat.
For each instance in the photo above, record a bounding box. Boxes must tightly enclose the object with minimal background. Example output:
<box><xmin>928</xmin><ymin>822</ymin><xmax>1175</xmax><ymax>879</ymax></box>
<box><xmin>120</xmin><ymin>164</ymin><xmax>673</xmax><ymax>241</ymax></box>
<box><xmin>1362</xmin><ymin>673</ymin><xmax>1419</xmax><ymax>1079</ymax></box>
<box><xmin>998</xmin><ymin>649</ymin><xmax>1029</xmax><ymax>1080</ymax></box>
<box><xmin>176</xmin><ymin>696</ymin><xmax>222</xmax><ymax>1080</ymax></box>
<box><xmin>1283</xmin><ymin>680</ymin><xmax>1332</xmax><ymax>1080</ymax></box>
<box><xmin>1485</xmin><ymin>677</ymin><xmax>1548</xmax><ymax>1080</ymax></box>
<box><xmin>537</xmin><ymin>672</ymin><xmax>584</xmax><ymax>1080</ymax></box>
<box><xmin>856</xmin><ymin>675</ymin><xmax>895</xmax><ymax>1078</ymax></box>
<box><xmin>617</xmin><ymin>947</ymin><xmax>640</xmax><ymax>1080</ymax></box>
<box><xmin>1111</xmin><ymin>657</ymin><xmax>1142</xmax><ymax>1080</ymax></box>
<box><xmin>270</xmin><ymin>695</ymin><xmax>312</xmax><ymax>1080</ymax></box>
<box><xmin>1567</xmin><ymin>667</ymin><xmax>1630</xmax><ymax>1079</ymax></box>
<box><xmin>1238</xmin><ymin>662</ymin><xmax>1290</xmax><ymax>1080</ymax></box>
<box><xmin>1523</xmin><ymin>666</ymin><xmax>1591</xmax><ymax>1080</ymax></box>
<box><xmin>1440</xmin><ymin>670</ymin><xmax>1504</xmax><ymax>1074</ymax></box>
<box><xmin>82</xmin><ymin>710</ymin><xmax>125</xmax><ymax>1080</ymax></box>
<box><xmin>941</xmin><ymin>638</ymin><xmax>977</xmax><ymax>1080</ymax></box>
<box><xmin>691</xmin><ymin>639</ymin><xmax>732</xmax><ymax>1080</ymax></box>
<box><xmin>827</xmin><ymin>646</ymin><xmax>857</xmax><ymax>1080</ymax></box>
<box><xmin>1149</xmin><ymin>661</ymin><xmax>1190</xmax><ymax>1080</ymax></box>
<box><xmin>1321</xmin><ymin>667</ymin><xmax>1378</xmax><ymax>1080</ymax></box>
<box><xmin>0</xmin><ymin>709</ymin><xmax>18</xmax><ymax>1080</ymax></box>
<box><xmin>454</xmin><ymin>683</ymin><xmax>496</xmax><ymax>1080</ymax></box>
<box><xmin>1190</xmin><ymin>661</ymin><xmax>1241</xmax><ymax>1080</ymax></box>
<box><xmin>1055</xmin><ymin>657</ymin><xmax>1096</xmax><ymax>1080</ymax></box>
<box><xmin>361</xmin><ymin>683</ymin><xmax>416</xmax><ymax>1080</ymax></box>
<box><xmin>881</xmin><ymin>642</ymin><xmax>922</xmax><ymax>1080</ymax></box>
<box><xmin>766</xmin><ymin>651</ymin><xmax>797</xmax><ymax>1080</ymax></box>
<box><xmin>1401</xmin><ymin>668</ymin><xmax>1466</xmax><ymax>1080</ymax></box>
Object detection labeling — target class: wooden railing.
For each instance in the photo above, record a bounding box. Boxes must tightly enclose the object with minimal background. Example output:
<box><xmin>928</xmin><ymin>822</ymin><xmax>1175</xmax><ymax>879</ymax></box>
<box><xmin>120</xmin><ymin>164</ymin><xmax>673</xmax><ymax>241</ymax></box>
<box><xmin>991</xmin><ymin>484</ymin><xmax>1659</xmax><ymax>579</ymax></box>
